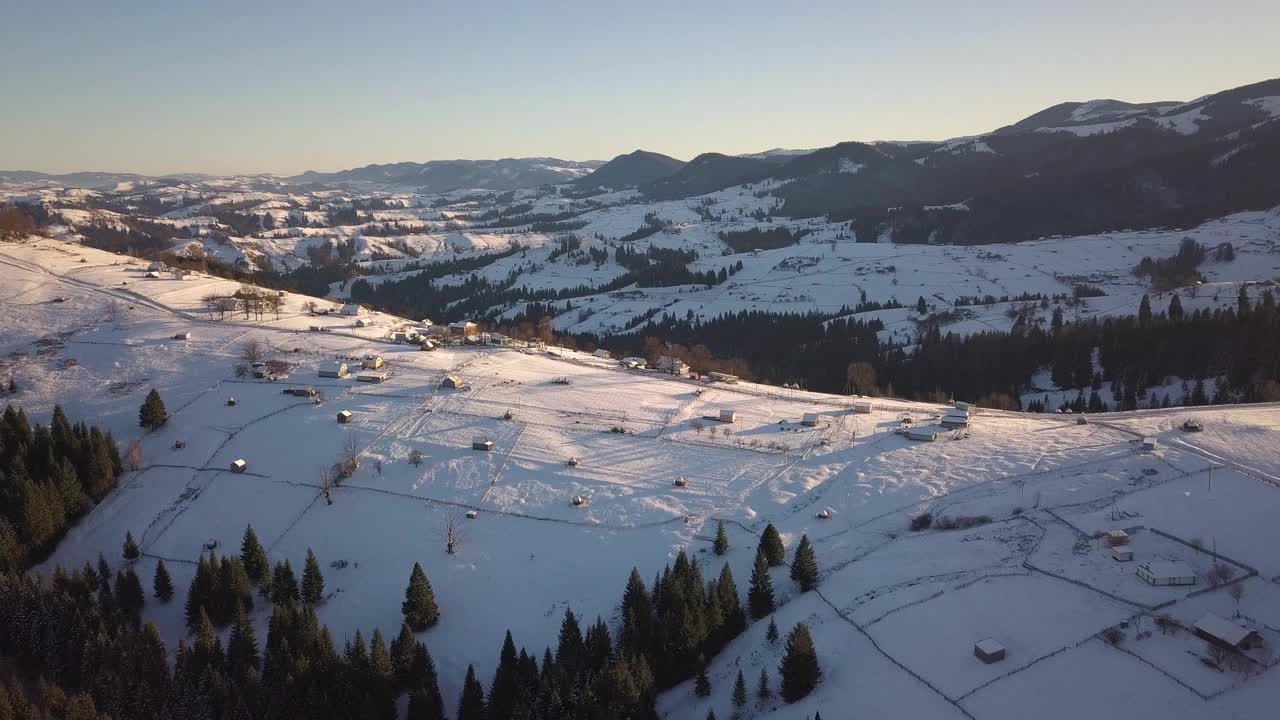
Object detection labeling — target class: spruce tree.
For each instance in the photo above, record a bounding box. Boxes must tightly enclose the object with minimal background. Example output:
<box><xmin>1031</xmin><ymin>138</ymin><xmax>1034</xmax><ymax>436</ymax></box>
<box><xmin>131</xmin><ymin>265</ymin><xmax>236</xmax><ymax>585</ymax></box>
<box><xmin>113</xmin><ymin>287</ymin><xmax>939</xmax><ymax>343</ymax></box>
<box><xmin>1138</xmin><ymin>294</ymin><xmax>1152</xmax><ymax>327</ymax></box>
<box><xmin>766</xmin><ymin>616</ymin><xmax>779</xmax><ymax>644</ymax></box>
<box><xmin>1169</xmin><ymin>293</ymin><xmax>1184</xmax><ymax>322</ymax></box>
<box><xmin>732</xmin><ymin>669</ymin><xmax>748</xmax><ymax>710</ymax></box>
<box><xmin>779</xmin><ymin>623</ymin><xmax>821</xmax><ymax>702</ymax></box>
<box><xmin>713</xmin><ymin>520</ymin><xmax>729</xmax><ymax>555</ymax></box>
<box><xmin>139</xmin><ymin>389</ymin><xmax>168</xmax><ymax>429</ymax></box>
<box><xmin>153</xmin><ymin>559</ymin><xmax>174</xmax><ymax>602</ymax></box>
<box><xmin>757</xmin><ymin>667</ymin><xmax>770</xmax><ymax>700</ymax></box>
<box><xmin>457</xmin><ymin>664</ymin><xmax>486</xmax><ymax>720</ymax></box>
<box><xmin>409</xmin><ymin>642</ymin><xmax>444</xmax><ymax>720</ymax></box>
<box><xmin>694</xmin><ymin>666</ymin><xmax>711</xmax><ymax>697</ymax></box>
<box><xmin>556</xmin><ymin>608</ymin><xmax>585</xmax><ymax>673</ymax></box>
<box><xmin>391</xmin><ymin>622</ymin><xmax>417</xmax><ymax>688</ymax></box>
<box><xmin>240</xmin><ymin>525</ymin><xmax>269</xmax><ymax>584</ymax></box>
<box><xmin>407</xmin><ymin>688</ymin><xmax>445</xmax><ymax>720</ymax></box>
<box><xmin>123</xmin><ymin>530</ymin><xmax>140</xmax><ymax>560</ymax></box>
<box><xmin>488</xmin><ymin>631</ymin><xmax>519</xmax><ymax>720</ymax></box>
<box><xmin>115</xmin><ymin>566</ymin><xmax>145</xmax><ymax>617</ymax></box>
<box><xmin>269</xmin><ymin>559</ymin><xmax>299</xmax><ymax>606</ymax></box>
<box><xmin>789</xmin><ymin>534</ymin><xmax>819</xmax><ymax>592</ymax></box>
<box><xmin>747</xmin><ymin>546</ymin><xmax>775</xmax><ymax>619</ymax></box>
<box><xmin>760</xmin><ymin>523</ymin><xmax>785</xmax><ymax>566</ymax></box>
<box><xmin>184</xmin><ymin>553</ymin><xmax>213</xmax><ymax>632</ymax></box>
<box><xmin>301</xmin><ymin>548</ymin><xmax>325</xmax><ymax>605</ymax></box>
<box><xmin>227</xmin><ymin>603</ymin><xmax>260</xmax><ymax>681</ymax></box>
<box><xmin>402</xmin><ymin>562</ymin><xmax>440</xmax><ymax>630</ymax></box>
<box><xmin>706</xmin><ymin>710</ymin><xmax>718</xmax><ymax>720</ymax></box>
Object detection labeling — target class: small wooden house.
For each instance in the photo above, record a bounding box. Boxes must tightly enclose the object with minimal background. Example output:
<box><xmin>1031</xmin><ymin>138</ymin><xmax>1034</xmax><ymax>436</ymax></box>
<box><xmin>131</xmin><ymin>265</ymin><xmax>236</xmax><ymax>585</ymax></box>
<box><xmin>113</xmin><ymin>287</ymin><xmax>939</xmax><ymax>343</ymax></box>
<box><xmin>1103</xmin><ymin>529</ymin><xmax>1130</xmax><ymax>547</ymax></box>
<box><xmin>1141</xmin><ymin>437</ymin><xmax>1159</xmax><ymax>452</ymax></box>
<box><xmin>941</xmin><ymin>409</ymin><xmax>971</xmax><ymax>428</ymax></box>
<box><xmin>853</xmin><ymin>400</ymin><xmax>873</xmax><ymax>414</ymax></box>
<box><xmin>226</xmin><ymin>397</ymin><xmax>237</xmax><ymax>407</ymax></box>
<box><xmin>718</xmin><ymin>409</ymin><xmax>736</xmax><ymax>424</ymax></box>
<box><xmin>802</xmin><ymin>412</ymin><xmax>820</xmax><ymax>427</ymax></box>
<box><xmin>974</xmin><ymin>638</ymin><xmax>1006</xmax><ymax>664</ymax></box>
<box><xmin>230</xmin><ymin>459</ymin><xmax>247</xmax><ymax>474</ymax></box>
<box><xmin>1137</xmin><ymin>560</ymin><xmax>1196</xmax><ymax>586</ymax></box>
<box><xmin>1111</xmin><ymin>547</ymin><xmax>1134</xmax><ymax>562</ymax></box>
<box><xmin>442</xmin><ymin>375</ymin><xmax>464</xmax><ymax>389</ymax></box>
<box><xmin>472</xmin><ymin>437</ymin><xmax>493</xmax><ymax>452</ymax></box>
<box><xmin>673</xmin><ymin>478</ymin><xmax>687</xmax><ymax>488</ymax></box>
<box><xmin>319</xmin><ymin>362</ymin><xmax>348</xmax><ymax>378</ymax></box>
<box><xmin>173</xmin><ymin>331</ymin><xmax>191</xmax><ymax>340</ymax></box>
<box><xmin>466</xmin><ymin>510</ymin><xmax>479</xmax><ymax>519</ymax></box>
<box><xmin>363</xmin><ymin>355</ymin><xmax>384</xmax><ymax>370</ymax></box>
<box><xmin>357</xmin><ymin>372</ymin><xmax>387</xmax><ymax>384</ymax></box>
<box><xmin>337</xmin><ymin>410</ymin><xmax>353</xmax><ymax>424</ymax></box>
<box><xmin>907</xmin><ymin>429</ymin><xmax>938</xmax><ymax>442</ymax></box>
<box><xmin>355</xmin><ymin>318</ymin><xmax>374</xmax><ymax>328</ymax></box>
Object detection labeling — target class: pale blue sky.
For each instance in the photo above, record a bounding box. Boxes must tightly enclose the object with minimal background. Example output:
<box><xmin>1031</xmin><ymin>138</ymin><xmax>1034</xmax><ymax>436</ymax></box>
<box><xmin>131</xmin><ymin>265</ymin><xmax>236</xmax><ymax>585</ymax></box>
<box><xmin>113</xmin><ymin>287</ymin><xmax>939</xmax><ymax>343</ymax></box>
<box><xmin>2</xmin><ymin>0</ymin><xmax>1277</xmax><ymax>175</ymax></box>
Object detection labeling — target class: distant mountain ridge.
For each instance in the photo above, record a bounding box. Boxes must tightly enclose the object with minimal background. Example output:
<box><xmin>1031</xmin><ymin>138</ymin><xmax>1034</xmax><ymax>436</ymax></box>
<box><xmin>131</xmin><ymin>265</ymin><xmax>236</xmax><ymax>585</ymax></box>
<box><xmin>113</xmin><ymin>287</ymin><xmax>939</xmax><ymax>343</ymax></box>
<box><xmin>288</xmin><ymin>157</ymin><xmax>605</xmax><ymax>193</ymax></box>
<box><xmin>574</xmin><ymin>150</ymin><xmax>686</xmax><ymax>189</ymax></box>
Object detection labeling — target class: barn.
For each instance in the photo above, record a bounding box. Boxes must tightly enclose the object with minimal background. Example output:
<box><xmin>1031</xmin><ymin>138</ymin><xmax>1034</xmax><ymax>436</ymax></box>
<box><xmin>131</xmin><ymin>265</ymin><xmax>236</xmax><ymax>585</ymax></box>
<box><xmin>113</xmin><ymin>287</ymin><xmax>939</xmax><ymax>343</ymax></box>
<box><xmin>802</xmin><ymin>412</ymin><xmax>820</xmax><ymax>427</ymax></box>
<box><xmin>342</xmin><ymin>303</ymin><xmax>367</xmax><ymax>316</ymax></box>
<box><xmin>1194</xmin><ymin>613</ymin><xmax>1262</xmax><ymax>651</ymax></box>
<box><xmin>718</xmin><ymin>409</ymin><xmax>737</xmax><ymax>423</ymax></box>
<box><xmin>853</xmin><ymin>400</ymin><xmax>873</xmax><ymax>414</ymax></box>
<box><xmin>442</xmin><ymin>375</ymin><xmax>465</xmax><ymax>389</ymax></box>
<box><xmin>229</xmin><ymin>459</ymin><xmax>247</xmax><ymax>473</ymax></box>
<box><xmin>337</xmin><ymin>410</ymin><xmax>353</xmax><ymax>424</ymax></box>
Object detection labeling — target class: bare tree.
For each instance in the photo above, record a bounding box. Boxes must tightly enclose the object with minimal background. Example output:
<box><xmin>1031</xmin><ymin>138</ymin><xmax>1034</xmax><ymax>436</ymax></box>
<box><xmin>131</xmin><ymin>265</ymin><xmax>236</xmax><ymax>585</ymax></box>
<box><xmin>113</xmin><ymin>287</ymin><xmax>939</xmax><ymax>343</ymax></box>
<box><xmin>335</xmin><ymin>435</ymin><xmax>360</xmax><ymax>480</ymax></box>
<box><xmin>1229</xmin><ymin>581</ymin><xmax>1245</xmax><ymax>615</ymax></box>
<box><xmin>1209</xmin><ymin>562</ymin><xmax>1235</xmax><ymax>587</ymax></box>
<box><xmin>319</xmin><ymin>465</ymin><xmax>335</xmax><ymax>505</ymax></box>
<box><xmin>264</xmin><ymin>294</ymin><xmax>283</xmax><ymax>320</ymax></box>
<box><xmin>239</xmin><ymin>338</ymin><xmax>265</xmax><ymax>366</ymax></box>
<box><xmin>303</xmin><ymin>300</ymin><xmax>318</xmax><ymax>315</ymax></box>
<box><xmin>124</xmin><ymin>439</ymin><xmax>144</xmax><ymax>471</ymax></box>
<box><xmin>104</xmin><ymin>299</ymin><xmax>123</xmax><ymax>323</ymax></box>
<box><xmin>440</xmin><ymin>508</ymin><xmax>466</xmax><ymax>555</ymax></box>
<box><xmin>408</xmin><ymin>449</ymin><xmax>424</xmax><ymax>467</ymax></box>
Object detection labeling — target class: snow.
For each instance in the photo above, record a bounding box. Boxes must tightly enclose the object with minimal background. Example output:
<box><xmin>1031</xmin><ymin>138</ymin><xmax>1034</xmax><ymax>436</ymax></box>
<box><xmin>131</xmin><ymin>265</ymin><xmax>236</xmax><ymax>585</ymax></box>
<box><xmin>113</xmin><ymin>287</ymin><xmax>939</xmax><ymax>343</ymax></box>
<box><xmin>1245</xmin><ymin>96</ymin><xmax>1280</xmax><ymax>118</ymax></box>
<box><xmin>5</xmin><ymin>235</ymin><xmax>1280</xmax><ymax>720</ymax></box>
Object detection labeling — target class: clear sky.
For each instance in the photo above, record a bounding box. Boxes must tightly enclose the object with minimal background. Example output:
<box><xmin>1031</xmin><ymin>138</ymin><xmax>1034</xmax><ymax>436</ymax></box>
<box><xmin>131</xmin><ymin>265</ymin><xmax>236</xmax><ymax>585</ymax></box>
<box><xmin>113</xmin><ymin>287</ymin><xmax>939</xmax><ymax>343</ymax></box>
<box><xmin>2</xmin><ymin>0</ymin><xmax>1277</xmax><ymax>176</ymax></box>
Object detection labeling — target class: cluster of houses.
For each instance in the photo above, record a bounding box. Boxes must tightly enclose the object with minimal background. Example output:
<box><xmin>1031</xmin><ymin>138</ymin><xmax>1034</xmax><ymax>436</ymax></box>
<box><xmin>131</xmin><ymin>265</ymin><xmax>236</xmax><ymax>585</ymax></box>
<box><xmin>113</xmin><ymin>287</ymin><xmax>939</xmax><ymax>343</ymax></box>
<box><xmin>316</xmin><ymin>355</ymin><xmax>387</xmax><ymax>383</ymax></box>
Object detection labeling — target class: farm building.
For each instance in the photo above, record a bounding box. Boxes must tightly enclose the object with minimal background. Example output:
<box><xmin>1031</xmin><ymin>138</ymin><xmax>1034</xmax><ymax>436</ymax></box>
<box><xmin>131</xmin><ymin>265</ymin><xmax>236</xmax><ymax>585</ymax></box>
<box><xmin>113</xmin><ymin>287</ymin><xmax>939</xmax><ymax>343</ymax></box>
<box><xmin>172</xmin><ymin>331</ymin><xmax>191</xmax><ymax>340</ymax></box>
<box><xmin>718</xmin><ymin>409</ymin><xmax>737</xmax><ymax>423</ymax></box>
<box><xmin>593</xmin><ymin>349</ymin><xmax>611</xmax><ymax>359</ymax></box>
<box><xmin>357</xmin><ymin>372</ymin><xmax>387</xmax><ymax>384</ymax></box>
<box><xmin>954</xmin><ymin>401</ymin><xmax>976</xmax><ymax>414</ymax></box>
<box><xmin>441</xmin><ymin>375</ymin><xmax>465</xmax><ymax>389</ymax></box>
<box><xmin>319</xmin><ymin>362</ymin><xmax>348</xmax><ymax>378</ymax></box>
<box><xmin>941</xmin><ymin>409</ymin><xmax>971</xmax><ymax>428</ymax></box>
<box><xmin>973</xmin><ymin>638</ymin><xmax>1006</xmax><ymax>664</ymax></box>
<box><xmin>472</xmin><ymin>437</ymin><xmax>493</xmax><ymax>451</ymax></box>
<box><xmin>336</xmin><ymin>410</ymin><xmax>353</xmax><ymax>424</ymax></box>
<box><xmin>341</xmin><ymin>303</ymin><xmax>367</xmax><ymax>316</ymax></box>
<box><xmin>144</xmin><ymin>271</ymin><xmax>161</xmax><ymax>279</ymax></box>
<box><xmin>1103</xmin><ymin>529</ymin><xmax>1130</xmax><ymax>546</ymax></box>
<box><xmin>229</xmin><ymin>459</ymin><xmax>247</xmax><ymax>473</ymax></box>
<box><xmin>706</xmin><ymin>371</ymin><xmax>739</xmax><ymax>384</ymax></box>
<box><xmin>287</xmin><ymin>387</ymin><xmax>318</xmax><ymax>398</ymax></box>
<box><xmin>355</xmin><ymin>318</ymin><xmax>374</xmax><ymax>328</ymax></box>
<box><xmin>1194</xmin><ymin>613</ymin><xmax>1262</xmax><ymax>651</ymax></box>
<box><xmin>146</xmin><ymin>261</ymin><xmax>165</xmax><ymax>272</ymax></box>
<box><xmin>802</xmin><ymin>412</ymin><xmax>820</xmax><ymax>427</ymax></box>
<box><xmin>907</xmin><ymin>429</ymin><xmax>939</xmax><ymax>442</ymax></box>
<box><xmin>1137</xmin><ymin>560</ymin><xmax>1196</xmax><ymax>586</ymax></box>
<box><xmin>620</xmin><ymin>356</ymin><xmax>647</xmax><ymax>369</ymax></box>
<box><xmin>363</xmin><ymin>355</ymin><xmax>384</xmax><ymax>370</ymax></box>
<box><xmin>450</xmin><ymin>320</ymin><xmax>479</xmax><ymax>338</ymax></box>
<box><xmin>1142</xmin><ymin>437</ymin><xmax>1160</xmax><ymax>452</ymax></box>
<box><xmin>1111</xmin><ymin>547</ymin><xmax>1134</xmax><ymax>562</ymax></box>
<box><xmin>853</xmin><ymin>400</ymin><xmax>873</xmax><ymax>414</ymax></box>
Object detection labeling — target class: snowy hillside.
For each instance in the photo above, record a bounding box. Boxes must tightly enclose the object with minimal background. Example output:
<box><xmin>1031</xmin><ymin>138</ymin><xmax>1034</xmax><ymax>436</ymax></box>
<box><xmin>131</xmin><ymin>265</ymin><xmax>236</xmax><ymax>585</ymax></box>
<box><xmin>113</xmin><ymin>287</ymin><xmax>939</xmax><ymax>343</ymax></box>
<box><xmin>4</xmin><ymin>237</ymin><xmax>1280</xmax><ymax>719</ymax></box>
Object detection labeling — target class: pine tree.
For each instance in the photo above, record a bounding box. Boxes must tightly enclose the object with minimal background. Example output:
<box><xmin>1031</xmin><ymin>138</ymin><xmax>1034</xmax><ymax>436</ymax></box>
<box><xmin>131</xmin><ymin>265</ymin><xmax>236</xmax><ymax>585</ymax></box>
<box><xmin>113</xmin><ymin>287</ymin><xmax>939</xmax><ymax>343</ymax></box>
<box><xmin>766</xmin><ymin>616</ymin><xmax>779</xmax><ymax>644</ymax></box>
<box><xmin>1168</xmin><ymin>293</ymin><xmax>1184</xmax><ymax>322</ymax></box>
<box><xmin>488</xmin><ymin>631</ymin><xmax>520</xmax><ymax>720</ymax></box>
<box><xmin>748</xmin><ymin>546</ymin><xmax>775</xmax><ymax>619</ymax></box>
<box><xmin>270</xmin><ymin>559</ymin><xmax>299</xmax><ymax>606</ymax></box>
<box><xmin>713</xmin><ymin>520</ymin><xmax>729</xmax><ymax>555</ymax></box>
<box><xmin>227</xmin><ymin>603</ymin><xmax>260</xmax><ymax>681</ymax></box>
<box><xmin>779</xmin><ymin>623</ymin><xmax>821</xmax><ymax>703</ymax></box>
<box><xmin>301</xmin><ymin>548</ymin><xmax>325</xmax><ymax>604</ymax></box>
<box><xmin>760</xmin><ymin>523</ymin><xmax>785</xmax><ymax>566</ymax></box>
<box><xmin>457</xmin><ymin>664</ymin><xmax>486</xmax><ymax>720</ymax></box>
<box><xmin>123</xmin><ymin>530</ymin><xmax>140</xmax><ymax>560</ymax></box>
<box><xmin>694</xmin><ymin>666</ymin><xmax>711</xmax><ymax>697</ymax></box>
<box><xmin>556</xmin><ymin>608</ymin><xmax>585</xmax><ymax>674</ymax></box>
<box><xmin>138</xmin><ymin>389</ymin><xmax>168</xmax><ymax>429</ymax></box>
<box><xmin>391</xmin><ymin>622</ymin><xmax>417</xmax><ymax>688</ymax></box>
<box><xmin>732</xmin><ymin>669</ymin><xmax>748</xmax><ymax>710</ymax></box>
<box><xmin>184</xmin><ymin>553</ymin><xmax>213</xmax><ymax>632</ymax></box>
<box><xmin>706</xmin><ymin>710</ymin><xmax>718</xmax><ymax>720</ymax></box>
<box><xmin>757</xmin><ymin>667</ymin><xmax>771</xmax><ymax>700</ymax></box>
<box><xmin>402</xmin><ymin>562</ymin><xmax>440</xmax><ymax>630</ymax></box>
<box><xmin>153</xmin><ymin>558</ymin><xmax>174</xmax><ymax>602</ymax></box>
<box><xmin>1138</xmin><ymin>294</ymin><xmax>1152</xmax><ymax>327</ymax></box>
<box><xmin>789</xmin><ymin>534</ymin><xmax>819</xmax><ymax>592</ymax></box>
<box><xmin>240</xmin><ymin>525</ymin><xmax>269</xmax><ymax>584</ymax></box>
<box><xmin>409</xmin><ymin>642</ymin><xmax>444</xmax><ymax>720</ymax></box>
<box><xmin>407</xmin><ymin>688</ymin><xmax>445</xmax><ymax>720</ymax></box>
<box><xmin>115</xmin><ymin>566</ymin><xmax>146</xmax><ymax>617</ymax></box>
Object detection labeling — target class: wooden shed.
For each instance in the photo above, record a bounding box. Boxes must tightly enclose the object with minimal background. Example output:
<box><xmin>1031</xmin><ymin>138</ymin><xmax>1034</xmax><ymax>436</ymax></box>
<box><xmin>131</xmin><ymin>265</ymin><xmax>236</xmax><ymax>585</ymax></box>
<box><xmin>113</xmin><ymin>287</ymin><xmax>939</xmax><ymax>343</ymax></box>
<box><xmin>442</xmin><ymin>375</ymin><xmax>464</xmax><ymax>389</ymax></box>
<box><xmin>173</xmin><ymin>331</ymin><xmax>191</xmax><ymax>340</ymax></box>
<box><xmin>357</xmin><ymin>372</ymin><xmax>387</xmax><ymax>384</ymax></box>
<box><xmin>1111</xmin><ymin>547</ymin><xmax>1134</xmax><ymax>562</ymax></box>
<box><xmin>319</xmin><ymin>362</ymin><xmax>348</xmax><ymax>378</ymax></box>
<box><xmin>230</xmin><ymin>459</ymin><xmax>247</xmax><ymax>474</ymax></box>
<box><xmin>363</xmin><ymin>355</ymin><xmax>384</xmax><ymax>370</ymax></box>
<box><xmin>802</xmin><ymin>412</ymin><xmax>820</xmax><ymax>427</ymax></box>
<box><xmin>941</xmin><ymin>409</ymin><xmax>971</xmax><ymax>428</ymax></box>
<box><xmin>472</xmin><ymin>437</ymin><xmax>493</xmax><ymax>451</ymax></box>
<box><xmin>718</xmin><ymin>409</ymin><xmax>736</xmax><ymax>423</ymax></box>
<box><xmin>1103</xmin><ymin>529</ymin><xmax>1130</xmax><ymax>546</ymax></box>
<box><xmin>337</xmin><ymin>410</ymin><xmax>353</xmax><ymax>424</ymax></box>
<box><xmin>907</xmin><ymin>429</ymin><xmax>939</xmax><ymax>442</ymax></box>
<box><xmin>1194</xmin><ymin>613</ymin><xmax>1262</xmax><ymax>651</ymax></box>
<box><xmin>1141</xmin><ymin>437</ymin><xmax>1159</xmax><ymax>452</ymax></box>
<box><xmin>853</xmin><ymin>400</ymin><xmax>873</xmax><ymax>414</ymax></box>
<box><xmin>974</xmin><ymin>638</ymin><xmax>1006</xmax><ymax>664</ymax></box>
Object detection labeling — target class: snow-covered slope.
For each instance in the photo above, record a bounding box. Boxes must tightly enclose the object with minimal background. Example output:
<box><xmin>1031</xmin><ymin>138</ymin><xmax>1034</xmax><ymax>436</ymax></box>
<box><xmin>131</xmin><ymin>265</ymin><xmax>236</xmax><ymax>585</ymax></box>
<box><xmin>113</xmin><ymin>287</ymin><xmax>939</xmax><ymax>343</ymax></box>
<box><xmin>3</xmin><ymin>237</ymin><xmax>1280</xmax><ymax>719</ymax></box>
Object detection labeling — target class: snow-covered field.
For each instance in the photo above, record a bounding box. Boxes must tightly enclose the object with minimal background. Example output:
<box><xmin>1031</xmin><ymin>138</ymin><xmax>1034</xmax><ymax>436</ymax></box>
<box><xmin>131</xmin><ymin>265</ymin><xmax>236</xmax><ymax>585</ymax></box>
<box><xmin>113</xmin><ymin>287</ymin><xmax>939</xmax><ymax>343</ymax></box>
<box><xmin>3</xmin><ymin>237</ymin><xmax>1280</xmax><ymax>719</ymax></box>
